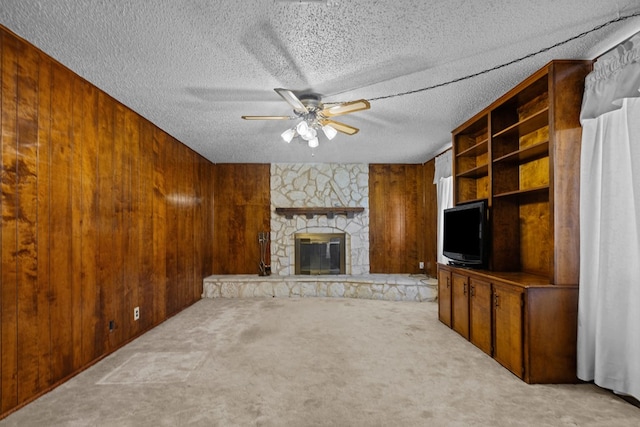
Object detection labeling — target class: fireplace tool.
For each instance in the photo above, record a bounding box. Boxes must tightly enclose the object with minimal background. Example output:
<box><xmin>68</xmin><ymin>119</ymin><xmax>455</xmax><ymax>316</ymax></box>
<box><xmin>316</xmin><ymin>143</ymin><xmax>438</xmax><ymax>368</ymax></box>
<box><xmin>258</xmin><ymin>231</ymin><xmax>271</xmax><ymax>276</ymax></box>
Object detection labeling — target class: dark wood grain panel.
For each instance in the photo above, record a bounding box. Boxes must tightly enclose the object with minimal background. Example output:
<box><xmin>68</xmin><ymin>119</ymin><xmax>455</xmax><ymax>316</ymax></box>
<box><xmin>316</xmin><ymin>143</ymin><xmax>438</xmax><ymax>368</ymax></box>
<box><xmin>493</xmin><ymin>282</ymin><xmax>524</xmax><ymax>379</ymax></box>
<box><xmin>96</xmin><ymin>90</ymin><xmax>116</xmax><ymax>353</ymax></box>
<box><xmin>213</xmin><ymin>164</ymin><xmax>270</xmax><ymax>274</ymax></box>
<box><xmin>151</xmin><ymin>127</ymin><xmax>168</xmax><ymax>325</ymax></box>
<box><xmin>137</xmin><ymin>119</ymin><xmax>155</xmax><ymax>332</ymax></box>
<box><xmin>79</xmin><ymin>79</ymin><xmax>100</xmax><ymax>364</ymax></box>
<box><xmin>15</xmin><ymin>33</ymin><xmax>41</xmax><ymax>405</ymax></box>
<box><xmin>422</xmin><ymin>159</ymin><xmax>437</xmax><ymax>276</ymax></box>
<box><xmin>367</xmin><ymin>164</ymin><xmax>385</xmax><ymax>271</ymax></box>
<box><xmin>369</xmin><ymin>164</ymin><xmax>427</xmax><ymax>273</ymax></box>
<box><xmin>164</xmin><ymin>134</ymin><xmax>179</xmax><ymax>316</ymax></box>
<box><xmin>111</xmin><ymin>104</ymin><xmax>127</xmax><ymax>346</ymax></box>
<box><xmin>123</xmin><ymin>107</ymin><xmax>140</xmax><ymax>338</ymax></box>
<box><xmin>35</xmin><ymin>48</ymin><xmax>53</xmax><ymax>393</ymax></box>
<box><xmin>469</xmin><ymin>277</ymin><xmax>492</xmax><ymax>355</ymax></box>
<box><xmin>452</xmin><ymin>272</ymin><xmax>470</xmax><ymax>339</ymax></box>
<box><xmin>1</xmin><ymin>30</ymin><xmax>20</xmax><ymax>413</ymax></box>
<box><xmin>549</xmin><ymin>61</ymin><xmax>591</xmax><ymax>285</ymax></box>
<box><xmin>388</xmin><ymin>165</ymin><xmax>404</xmax><ymax>272</ymax></box>
<box><xmin>49</xmin><ymin>61</ymin><xmax>75</xmax><ymax>381</ymax></box>
<box><xmin>70</xmin><ymin>72</ymin><xmax>85</xmax><ymax>375</ymax></box>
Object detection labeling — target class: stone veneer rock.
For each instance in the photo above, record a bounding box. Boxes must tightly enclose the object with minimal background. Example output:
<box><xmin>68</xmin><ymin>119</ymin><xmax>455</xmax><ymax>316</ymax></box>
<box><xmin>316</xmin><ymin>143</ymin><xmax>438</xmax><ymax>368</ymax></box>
<box><xmin>270</xmin><ymin>163</ymin><xmax>369</xmax><ymax>276</ymax></box>
<box><xmin>202</xmin><ymin>274</ymin><xmax>436</xmax><ymax>302</ymax></box>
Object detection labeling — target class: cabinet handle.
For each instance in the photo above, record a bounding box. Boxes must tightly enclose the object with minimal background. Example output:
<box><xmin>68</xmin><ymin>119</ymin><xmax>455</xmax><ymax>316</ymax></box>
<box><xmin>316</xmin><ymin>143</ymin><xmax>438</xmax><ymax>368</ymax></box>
<box><xmin>463</xmin><ymin>282</ymin><xmax>467</xmax><ymax>295</ymax></box>
<box><xmin>446</xmin><ymin>277</ymin><xmax>450</xmax><ymax>288</ymax></box>
<box><xmin>494</xmin><ymin>294</ymin><xmax>500</xmax><ymax>307</ymax></box>
<box><xmin>470</xmin><ymin>285</ymin><xmax>475</xmax><ymax>297</ymax></box>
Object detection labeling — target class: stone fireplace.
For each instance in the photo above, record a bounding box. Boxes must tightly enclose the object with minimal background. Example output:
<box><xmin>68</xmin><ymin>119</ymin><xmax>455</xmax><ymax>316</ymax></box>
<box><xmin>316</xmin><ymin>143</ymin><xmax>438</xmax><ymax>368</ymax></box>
<box><xmin>270</xmin><ymin>163</ymin><xmax>370</xmax><ymax>276</ymax></box>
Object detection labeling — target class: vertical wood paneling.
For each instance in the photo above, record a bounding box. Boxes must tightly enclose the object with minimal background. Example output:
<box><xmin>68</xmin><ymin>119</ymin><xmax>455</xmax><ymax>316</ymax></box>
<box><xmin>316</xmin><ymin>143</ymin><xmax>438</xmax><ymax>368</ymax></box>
<box><xmin>80</xmin><ymin>80</ymin><xmax>99</xmax><ymax>364</ymax></box>
<box><xmin>151</xmin><ymin>127</ymin><xmax>167</xmax><ymax>325</ymax></box>
<box><xmin>388</xmin><ymin>165</ymin><xmax>405</xmax><ymax>271</ymax></box>
<box><xmin>164</xmin><ymin>135</ymin><xmax>178</xmax><ymax>316</ymax></box>
<box><xmin>1</xmin><ymin>30</ymin><xmax>20</xmax><ymax>413</ymax></box>
<box><xmin>368</xmin><ymin>165</ymin><xmax>385</xmax><ymax>273</ymax></box>
<box><xmin>49</xmin><ymin>61</ymin><xmax>74</xmax><ymax>381</ymax></box>
<box><xmin>96</xmin><ymin>90</ymin><xmax>115</xmax><ymax>352</ymax></box>
<box><xmin>123</xmin><ymin>107</ymin><xmax>140</xmax><ymax>338</ymax></box>
<box><xmin>369</xmin><ymin>164</ymin><xmax>427</xmax><ymax>274</ymax></box>
<box><xmin>111</xmin><ymin>104</ymin><xmax>126</xmax><ymax>347</ymax></box>
<box><xmin>422</xmin><ymin>159</ymin><xmax>438</xmax><ymax>277</ymax></box>
<box><xmin>213</xmin><ymin>164</ymin><xmax>270</xmax><ymax>274</ymax></box>
<box><xmin>199</xmin><ymin>157</ymin><xmax>214</xmax><ymax>282</ymax></box>
<box><xmin>16</xmin><ymin>33</ymin><xmax>41</xmax><ymax>404</ymax></box>
<box><xmin>70</xmin><ymin>74</ymin><xmax>84</xmax><ymax>374</ymax></box>
<box><xmin>192</xmin><ymin>156</ymin><xmax>204</xmax><ymax>301</ymax></box>
<box><xmin>35</xmin><ymin>48</ymin><xmax>53</xmax><ymax>393</ymax></box>
<box><xmin>137</xmin><ymin>120</ymin><xmax>154</xmax><ymax>332</ymax></box>
<box><xmin>0</xmin><ymin>26</ymin><xmax>215</xmax><ymax>418</ymax></box>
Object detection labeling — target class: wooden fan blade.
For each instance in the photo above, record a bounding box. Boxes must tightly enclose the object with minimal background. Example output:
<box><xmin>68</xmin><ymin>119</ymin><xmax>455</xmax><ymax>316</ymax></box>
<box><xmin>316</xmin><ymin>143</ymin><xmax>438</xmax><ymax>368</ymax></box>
<box><xmin>319</xmin><ymin>119</ymin><xmax>359</xmax><ymax>135</ymax></box>
<box><xmin>274</xmin><ymin>88</ymin><xmax>308</xmax><ymax>113</ymax></box>
<box><xmin>321</xmin><ymin>99</ymin><xmax>370</xmax><ymax>117</ymax></box>
<box><xmin>241</xmin><ymin>115</ymin><xmax>293</xmax><ymax>120</ymax></box>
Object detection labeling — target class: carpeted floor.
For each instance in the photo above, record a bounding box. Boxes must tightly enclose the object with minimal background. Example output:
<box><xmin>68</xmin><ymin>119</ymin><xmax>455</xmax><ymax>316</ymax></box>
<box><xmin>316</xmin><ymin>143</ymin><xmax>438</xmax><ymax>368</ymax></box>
<box><xmin>1</xmin><ymin>298</ymin><xmax>638</xmax><ymax>426</ymax></box>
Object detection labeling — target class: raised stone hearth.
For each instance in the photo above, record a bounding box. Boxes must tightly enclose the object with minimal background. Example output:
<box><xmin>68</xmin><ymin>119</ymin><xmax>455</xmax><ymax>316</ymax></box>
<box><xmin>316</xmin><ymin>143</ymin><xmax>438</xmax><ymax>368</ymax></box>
<box><xmin>202</xmin><ymin>274</ymin><xmax>436</xmax><ymax>302</ymax></box>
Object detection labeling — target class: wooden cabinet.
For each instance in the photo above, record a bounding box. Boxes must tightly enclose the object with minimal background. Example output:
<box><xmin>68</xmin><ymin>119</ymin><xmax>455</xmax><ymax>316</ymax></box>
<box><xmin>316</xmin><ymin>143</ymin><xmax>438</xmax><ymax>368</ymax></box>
<box><xmin>452</xmin><ymin>60</ymin><xmax>591</xmax><ymax>283</ymax></box>
<box><xmin>492</xmin><ymin>281</ymin><xmax>524</xmax><ymax>379</ymax></box>
<box><xmin>438</xmin><ymin>265</ymin><xmax>578</xmax><ymax>383</ymax></box>
<box><xmin>452</xmin><ymin>272</ymin><xmax>470</xmax><ymax>339</ymax></box>
<box><xmin>437</xmin><ymin>265</ymin><xmax>452</xmax><ymax>327</ymax></box>
<box><xmin>469</xmin><ymin>277</ymin><xmax>492</xmax><ymax>355</ymax></box>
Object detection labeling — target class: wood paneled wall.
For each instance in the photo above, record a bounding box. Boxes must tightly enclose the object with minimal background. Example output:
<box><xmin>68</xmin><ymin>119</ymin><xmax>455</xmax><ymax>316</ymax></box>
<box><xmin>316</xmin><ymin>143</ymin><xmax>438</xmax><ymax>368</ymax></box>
<box><xmin>422</xmin><ymin>158</ymin><xmax>437</xmax><ymax>277</ymax></box>
<box><xmin>369</xmin><ymin>163</ymin><xmax>436</xmax><ymax>274</ymax></box>
<box><xmin>213</xmin><ymin>164</ymin><xmax>270</xmax><ymax>274</ymax></box>
<box><xmin>0</xmin><ymin>27</ymin><xmax>214</xmax><ymax>417</ymax></box>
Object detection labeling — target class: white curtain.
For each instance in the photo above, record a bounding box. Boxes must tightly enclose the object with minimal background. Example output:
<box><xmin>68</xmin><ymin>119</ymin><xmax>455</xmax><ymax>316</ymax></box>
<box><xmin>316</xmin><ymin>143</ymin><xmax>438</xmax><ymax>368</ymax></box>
<box><xmin>434</xmin><ymin>150</ymin><xmax>453</xmax><ymax>265</ymax></box>
<box><xmin>577</xmin><ymin>32</ymin><xmax>640</xmax><ymax>400</ymax></box>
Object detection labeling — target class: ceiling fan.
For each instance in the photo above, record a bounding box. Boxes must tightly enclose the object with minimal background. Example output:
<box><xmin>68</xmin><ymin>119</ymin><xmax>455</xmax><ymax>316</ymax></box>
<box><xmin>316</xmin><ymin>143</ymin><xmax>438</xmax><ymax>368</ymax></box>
<box><xmin>241</xmin><ymin>88</ymin><xmax>370</xmax><ymax>147</ymax></box>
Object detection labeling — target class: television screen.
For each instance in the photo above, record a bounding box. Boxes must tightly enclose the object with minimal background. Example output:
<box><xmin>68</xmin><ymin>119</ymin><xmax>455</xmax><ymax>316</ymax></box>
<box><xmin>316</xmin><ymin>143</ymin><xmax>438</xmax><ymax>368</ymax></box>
<box><xmin>443</xmin><ymin>200</ymin><xmax>488</xmax><ymax>267</ymax></box>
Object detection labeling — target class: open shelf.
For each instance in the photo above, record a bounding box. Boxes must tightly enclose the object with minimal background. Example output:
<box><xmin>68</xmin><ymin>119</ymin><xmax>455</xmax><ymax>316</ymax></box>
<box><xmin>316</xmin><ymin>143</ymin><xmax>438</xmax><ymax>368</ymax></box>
<box><xmin>493</xmin><ymin>108</ymin><xmax>549</xmax><ymax>139</ymax></box>
<box><xmin>456</xmin><ymin>163</ymin><xmax>489</xmax><ymax>179</ymax></box>
<box><xmin>493</xmin><ymin>185</ymin><xmax>549</xmax><ymax>199</ymax></box>
<box><xmin>457</xmin><ymin>139</ymin><xmax>489</xmax><ymax>158</ymax></box>
<box><xmin>493</xmin><ymin>140</ymin><xmax>549</xmax><ymax>165</ymax></box>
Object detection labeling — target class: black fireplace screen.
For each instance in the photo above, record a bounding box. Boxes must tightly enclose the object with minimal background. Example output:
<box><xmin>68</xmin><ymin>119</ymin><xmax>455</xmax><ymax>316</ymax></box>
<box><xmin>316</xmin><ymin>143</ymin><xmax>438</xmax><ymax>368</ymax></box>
<box><xmin>294</xmin><ymin>233</ymin><xmax>345</xmax><ymax>275</ymax></box>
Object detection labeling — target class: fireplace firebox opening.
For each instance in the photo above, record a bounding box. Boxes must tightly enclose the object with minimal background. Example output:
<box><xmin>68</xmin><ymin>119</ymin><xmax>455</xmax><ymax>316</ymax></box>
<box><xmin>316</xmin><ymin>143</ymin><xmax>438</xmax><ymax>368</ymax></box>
<box><xmin>294</xmin><ymin>233</ymin><xmax>346</xmax><ymax>275</ymax></box>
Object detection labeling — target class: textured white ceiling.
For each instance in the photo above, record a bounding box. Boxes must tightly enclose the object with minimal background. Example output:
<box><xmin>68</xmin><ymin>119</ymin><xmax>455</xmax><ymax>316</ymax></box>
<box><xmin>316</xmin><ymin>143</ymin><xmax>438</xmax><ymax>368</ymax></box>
<box><xmin>2</xmin><ymin>0</ymin><xmax>640</xmax><ymax>163</ymax></box>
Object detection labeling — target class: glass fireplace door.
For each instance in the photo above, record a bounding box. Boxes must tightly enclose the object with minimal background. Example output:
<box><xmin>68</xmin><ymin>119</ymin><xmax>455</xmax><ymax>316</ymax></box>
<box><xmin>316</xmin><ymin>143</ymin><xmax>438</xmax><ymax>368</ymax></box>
<box><xmin>294</xmin><ymin>233</ymin><xmax>345</xmax><ymax>275</ymax></box>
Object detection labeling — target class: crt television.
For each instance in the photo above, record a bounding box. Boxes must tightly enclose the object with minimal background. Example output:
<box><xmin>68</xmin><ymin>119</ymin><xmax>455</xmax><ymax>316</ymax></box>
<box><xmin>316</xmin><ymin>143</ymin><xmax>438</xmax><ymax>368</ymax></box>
<box><xmin>443</xmin><ymin>200</ymin><xmax>489</xmax><ymax>268</ymax></box>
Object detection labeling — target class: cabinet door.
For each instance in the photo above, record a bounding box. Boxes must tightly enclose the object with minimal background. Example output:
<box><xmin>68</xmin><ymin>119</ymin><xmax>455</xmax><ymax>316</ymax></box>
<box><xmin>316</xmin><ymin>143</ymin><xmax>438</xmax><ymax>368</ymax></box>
<box><xmin>437</xmin><ymin>266</ymin><xmax>452</xmax><ymax>327</ymax></box>
<box><xmin>493</xmin><ymin>282</ymin><xmax>524</xmax><ymax>378</ymax></box>
<box><xmin>452</xmin><ymin>272</ymin><xmax>469</xmax><ymax>339</ymax></box>
<box><xmin>469</xmin><ymin>277</ymin><xmax>492</xmax><ymax>355</ymax></box>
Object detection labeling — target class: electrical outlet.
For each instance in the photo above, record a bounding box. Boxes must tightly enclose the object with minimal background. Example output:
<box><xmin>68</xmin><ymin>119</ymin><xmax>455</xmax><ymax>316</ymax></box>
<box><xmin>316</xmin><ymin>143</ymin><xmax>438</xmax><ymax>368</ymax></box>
<box><xmin>419</xmin><ymin>261</ymin><xmax>424</xmax><ymax>269</ymax></box>
<box><xmin>133</xmin><ymin>306</ymin><xmax>140</xmax><ymax>321</ymax></box>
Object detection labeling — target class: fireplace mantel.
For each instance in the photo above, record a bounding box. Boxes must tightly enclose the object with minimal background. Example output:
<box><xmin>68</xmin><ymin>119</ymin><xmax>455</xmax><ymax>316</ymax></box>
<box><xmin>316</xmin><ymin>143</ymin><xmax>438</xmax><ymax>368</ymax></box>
<box><xmin>275</xmin><ymin>207</ymin><xmax>364</xmax><ymax>220</ymax></box>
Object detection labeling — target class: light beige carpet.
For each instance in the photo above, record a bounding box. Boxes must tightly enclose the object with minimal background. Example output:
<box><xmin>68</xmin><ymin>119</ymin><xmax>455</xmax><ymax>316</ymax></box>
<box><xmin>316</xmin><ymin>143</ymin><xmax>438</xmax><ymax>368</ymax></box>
<box><xmin>1</xmin><ymin>298</ymin><xmax>638</xmax><ymax>426</ymax></box>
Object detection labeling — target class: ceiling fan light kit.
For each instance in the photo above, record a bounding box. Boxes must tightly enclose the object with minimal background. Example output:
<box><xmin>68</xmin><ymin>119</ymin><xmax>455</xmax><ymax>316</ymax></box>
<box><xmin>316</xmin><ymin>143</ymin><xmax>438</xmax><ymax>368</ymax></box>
<box><xmin>242</xmin><ymin>88</ymin><xmax>370</xmax><ymax>149</ymax></box>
